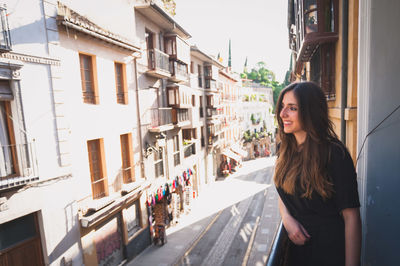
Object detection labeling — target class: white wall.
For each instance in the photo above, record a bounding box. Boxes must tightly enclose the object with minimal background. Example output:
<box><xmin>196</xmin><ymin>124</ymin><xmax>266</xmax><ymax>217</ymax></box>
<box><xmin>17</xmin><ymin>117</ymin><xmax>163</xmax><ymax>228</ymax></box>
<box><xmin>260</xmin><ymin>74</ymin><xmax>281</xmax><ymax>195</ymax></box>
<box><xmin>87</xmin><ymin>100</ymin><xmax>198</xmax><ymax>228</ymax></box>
<box><xmin>58</xmin><ymin>32</ymin><xmax>140</xmax><ymax>203</ymax></box>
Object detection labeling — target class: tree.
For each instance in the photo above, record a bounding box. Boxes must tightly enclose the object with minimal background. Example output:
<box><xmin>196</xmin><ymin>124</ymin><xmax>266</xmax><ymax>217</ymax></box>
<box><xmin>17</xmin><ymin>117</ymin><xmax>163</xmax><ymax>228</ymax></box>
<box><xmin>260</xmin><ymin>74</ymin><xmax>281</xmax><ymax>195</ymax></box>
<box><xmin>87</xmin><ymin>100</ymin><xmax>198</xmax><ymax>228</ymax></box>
<box><xmin>161</xmin><ymin>0</ymin><xmax>176</xmax><ymax>16</ymax></box>
<box><xmin>241</xmin><ymin>59</ymin><xmax>292</xmax><ymax>113</ymax></box>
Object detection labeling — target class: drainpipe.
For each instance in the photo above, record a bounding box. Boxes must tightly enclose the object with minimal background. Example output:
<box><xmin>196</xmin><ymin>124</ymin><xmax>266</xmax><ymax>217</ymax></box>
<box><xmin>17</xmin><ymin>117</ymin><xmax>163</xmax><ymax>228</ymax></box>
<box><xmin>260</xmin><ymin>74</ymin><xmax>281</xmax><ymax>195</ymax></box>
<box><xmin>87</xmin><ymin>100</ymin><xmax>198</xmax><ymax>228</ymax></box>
<box><xmin>134</xmin><ymin>57</ymin><xmax>146</xmax><ymax>179</ymax></box>
<box><xmin>340</xmin><ymin>0</ymin><xmax>349</xmax><ymax>145</ymax></box>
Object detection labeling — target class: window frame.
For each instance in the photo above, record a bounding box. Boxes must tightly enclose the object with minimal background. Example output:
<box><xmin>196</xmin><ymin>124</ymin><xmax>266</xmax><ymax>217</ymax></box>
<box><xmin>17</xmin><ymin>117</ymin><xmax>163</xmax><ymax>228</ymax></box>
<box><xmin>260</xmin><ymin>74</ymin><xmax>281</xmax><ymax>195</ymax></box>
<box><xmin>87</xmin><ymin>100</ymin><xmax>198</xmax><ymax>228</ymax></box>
<box><xmin>79</xmin><ymin>52</ymin><xmax>99</xmax><ymax>104</ymax></box>
<box><xmin>310</xmin><ymin>43</ymin><xmax>336</xmax><ymax>99</ymax></box>
<box><xmin>87</xmin><ymin>138</ymin><xmax>108</xmax><ymax>199</ymax></box>
<box><xmin>115</xmin><ymin>62</ymin><xmax>128</xmax><ymax>105</ymax></box>
<box><xmin>154</xmin><ymin>148</ymin><xmax>164</xmax><ymax>178</ymax></box>
<box><xmin>0</xmin><ymin>100</ymin><xmax>19</xmax><ymax>177</ymax></box>
<box><xmin>120</xmin><ymin>133</ymin><xmax>135</xmax><ymax>184</ymax></box>
<box><xmin>172</xmin><ymin>135</ymin><xmax>180</xmax><ymax>167</ymax></box>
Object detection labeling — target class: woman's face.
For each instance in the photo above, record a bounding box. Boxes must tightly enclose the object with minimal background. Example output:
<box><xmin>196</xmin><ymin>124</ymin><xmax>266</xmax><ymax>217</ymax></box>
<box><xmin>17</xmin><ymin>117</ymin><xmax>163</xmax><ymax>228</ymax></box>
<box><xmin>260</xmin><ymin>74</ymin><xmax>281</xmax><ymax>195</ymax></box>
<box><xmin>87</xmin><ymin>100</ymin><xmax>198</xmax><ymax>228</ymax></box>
<box><xmin>280</xmin><ymin>90</ymin><xmax>307</xmax><ymax>144</ymax></box>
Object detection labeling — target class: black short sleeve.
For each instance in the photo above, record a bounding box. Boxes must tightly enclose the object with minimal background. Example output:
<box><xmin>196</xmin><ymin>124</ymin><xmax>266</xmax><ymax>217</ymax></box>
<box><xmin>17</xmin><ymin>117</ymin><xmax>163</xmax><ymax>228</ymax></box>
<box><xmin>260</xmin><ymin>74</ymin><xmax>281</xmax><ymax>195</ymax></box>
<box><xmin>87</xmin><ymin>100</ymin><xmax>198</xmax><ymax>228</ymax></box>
<box><xmin>329</xmin><ymin>143</ymin><xmax>361</xmax><ymax>212</ymax></box>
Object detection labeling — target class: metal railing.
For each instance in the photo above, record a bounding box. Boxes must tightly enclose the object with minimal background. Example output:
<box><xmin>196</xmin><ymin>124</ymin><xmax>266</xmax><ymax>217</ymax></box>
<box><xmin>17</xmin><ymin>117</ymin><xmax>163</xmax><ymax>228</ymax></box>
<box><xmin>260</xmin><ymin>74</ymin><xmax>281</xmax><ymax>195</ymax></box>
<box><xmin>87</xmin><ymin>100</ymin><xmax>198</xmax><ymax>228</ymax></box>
<box><xmin>206</xmin><ymin>107</ymin><xmax>218</xmax><ymax>117</ymax></box>
<box><xmin>170</xmin><ymin>61</ymin><xmax>189</xmax><ymax>80</ymax></box>
<box><xmin>147</xmin><ymin>48</ymin><xmax>170</xmax><ymax>73</ymax></box>
<box><xmin>172</xmin><ymin>108</ymin><xmax>189</xmax><ymax>124</ymax></box>
<box><xmin>208</xmin><ymin>135</ymin><xmax>218</xmax><ymax>146</ymax></box>
<box><xmin>266</xmin><ymin>222</ymin><xmax>288</xmax><ymax>266</ymax></box>
<box><xmin>0</xmin><ymin>142</ymin><xmax>39</xmax><ymax>190</ymax></box>
<box><xmin>205</xmin><ymin>79</ymin><xmax>217</xmax><ymax>90</ymax></box>
<box><xmin>149</xmin><ymin>107</ymin><xmax>173</xmax><ymax>128</ymax></box>
<box><xmin>183</xmin><ymin>142</ymin><xmax>196</xmax><ymax>158</ymax></box>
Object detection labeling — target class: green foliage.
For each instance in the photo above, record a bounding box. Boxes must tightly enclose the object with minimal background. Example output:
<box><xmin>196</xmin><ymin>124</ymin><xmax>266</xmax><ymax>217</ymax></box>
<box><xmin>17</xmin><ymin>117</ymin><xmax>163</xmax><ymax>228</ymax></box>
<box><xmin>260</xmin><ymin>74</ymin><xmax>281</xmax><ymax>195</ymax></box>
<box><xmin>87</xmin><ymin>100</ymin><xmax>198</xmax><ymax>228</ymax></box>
<box><xmin>243</xmin><ymin>94</ymin><xmax>250</xmax><ymax>101</ymax></box>
<box><xmin>161</xmin><ymin>0</ymin><xmax>176</xmax><ymax>16</ymax></box>
<box><xmin>241</xmin><ymin>60</ymin><xmax>292</xmax><ymax>113</ymax></box>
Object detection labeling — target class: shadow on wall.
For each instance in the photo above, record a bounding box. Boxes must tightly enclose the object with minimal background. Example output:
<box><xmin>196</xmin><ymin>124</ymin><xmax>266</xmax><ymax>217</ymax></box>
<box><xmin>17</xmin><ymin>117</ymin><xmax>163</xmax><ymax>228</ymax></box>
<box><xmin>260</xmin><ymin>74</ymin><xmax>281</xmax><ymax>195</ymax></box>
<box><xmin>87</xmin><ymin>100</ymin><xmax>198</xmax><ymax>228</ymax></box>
<box><xmin>48</xmin><ymin>201</ymin><xmax>83</xmax><ymax>265</ymax></box>
<box><xmin>10</xmin><ymin>18</ymin><xmax>59</xmax><ymax>46</ymax></box>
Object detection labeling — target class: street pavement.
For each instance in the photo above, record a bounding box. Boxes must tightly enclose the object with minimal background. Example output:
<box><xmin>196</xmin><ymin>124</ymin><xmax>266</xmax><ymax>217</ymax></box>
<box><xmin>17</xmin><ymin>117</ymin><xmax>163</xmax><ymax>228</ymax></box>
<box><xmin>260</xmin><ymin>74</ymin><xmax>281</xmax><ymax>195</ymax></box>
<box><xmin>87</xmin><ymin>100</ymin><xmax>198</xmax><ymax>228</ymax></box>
<box><xmin>127</xmin><ymin>156</ymin><xmax>281</xmax><ymax>266</ymax></box>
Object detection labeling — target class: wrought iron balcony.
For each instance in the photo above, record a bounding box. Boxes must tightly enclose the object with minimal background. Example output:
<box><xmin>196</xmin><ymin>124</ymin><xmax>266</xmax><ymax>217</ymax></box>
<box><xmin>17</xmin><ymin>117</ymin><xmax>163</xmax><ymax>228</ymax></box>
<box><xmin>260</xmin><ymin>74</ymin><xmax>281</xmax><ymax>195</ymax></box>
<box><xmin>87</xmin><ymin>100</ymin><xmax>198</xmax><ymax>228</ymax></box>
<box><xmin>169</xmin><ymin>61</ymin><xmax>189</xmax><ymax>83</ymax></box>
<box><xmin>172</xmin><ymin>108</ymin><xmax>190</xmax><ymax>127</ymax></box>
<box><xmin>146</xmin><ymin>48</ymin><xmax>171</xmax><ymax>78</ymax></box>
<box><xmin>0</xmin><ymin>142</ymin><xmax>39</xmax><ymax>191</ymax></box>
<box><xmin>183</xmin><ymin>142</ymin><xmax>196</xmax><ymax>158</ymax></box>
<box><xmin>148</xmin><ymin>107</ymin><xmax>174</xmax><ymax>132</ymax></box>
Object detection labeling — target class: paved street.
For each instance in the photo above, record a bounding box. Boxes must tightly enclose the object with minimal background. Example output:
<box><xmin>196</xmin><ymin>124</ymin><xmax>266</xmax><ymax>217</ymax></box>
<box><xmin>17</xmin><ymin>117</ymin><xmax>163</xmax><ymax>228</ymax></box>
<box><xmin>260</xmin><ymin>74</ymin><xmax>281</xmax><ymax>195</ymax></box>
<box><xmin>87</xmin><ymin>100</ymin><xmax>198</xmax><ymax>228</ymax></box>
<box><xmin>128</xmin><ymin>156</ymin><xmax>281</xmax><ymax>266</ymax></box>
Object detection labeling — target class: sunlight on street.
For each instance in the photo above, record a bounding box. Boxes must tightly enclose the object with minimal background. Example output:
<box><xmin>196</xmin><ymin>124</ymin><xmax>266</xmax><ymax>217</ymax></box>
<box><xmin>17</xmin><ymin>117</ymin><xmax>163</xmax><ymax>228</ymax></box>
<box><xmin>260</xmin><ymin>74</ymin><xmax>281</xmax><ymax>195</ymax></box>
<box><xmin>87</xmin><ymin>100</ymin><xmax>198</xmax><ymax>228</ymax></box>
<box><xmin>167</xmin><ymin>157</ymin><xmax>276</xmax><ymax>235</ymax></box>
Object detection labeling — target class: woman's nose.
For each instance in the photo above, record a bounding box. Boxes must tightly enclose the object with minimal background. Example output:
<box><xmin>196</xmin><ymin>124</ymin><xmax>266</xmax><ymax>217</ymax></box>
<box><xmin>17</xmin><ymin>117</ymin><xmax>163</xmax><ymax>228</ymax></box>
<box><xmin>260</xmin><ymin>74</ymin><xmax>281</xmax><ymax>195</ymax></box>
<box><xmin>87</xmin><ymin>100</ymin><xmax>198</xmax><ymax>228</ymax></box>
<box><xmin>280</xmin><ymin>107</ymin><xmax>287</xmax><ymax>118</ymax></box>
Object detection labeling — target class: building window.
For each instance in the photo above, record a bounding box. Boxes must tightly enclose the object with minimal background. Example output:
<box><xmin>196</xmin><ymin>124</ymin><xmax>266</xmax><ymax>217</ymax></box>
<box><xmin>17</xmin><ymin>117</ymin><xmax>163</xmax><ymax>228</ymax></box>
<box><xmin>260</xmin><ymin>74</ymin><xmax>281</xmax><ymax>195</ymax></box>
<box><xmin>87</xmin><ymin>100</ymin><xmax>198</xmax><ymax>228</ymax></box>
<box><xmin>0</xmin><ymin>5</ymin><xmax>12</xmax><ymax>52</ymax></box>
<box><xmin>154</xmin><ymin>148</ymin><xmax>164</xmax><ymax>178</ymax></box>
<box><xmin>120</xmin><ymin>133</ymin><xmax>134</xmax><ymax>183</ymax></box>
<box><xmin>79</xmin><ymin>53</ymin><xmax>99</xmax><ymax>104</ymax></box>
<box><xmin>124</xmin><ymin>200</ymin><xmax>142</xmax><ymax>240</ymax></box>
<box><xmin>199</xmin><ymin>96</ymin><xmax>204</xmax><ymax>118</ymax></box>
<box><xmin>190</xmin><ymin>61</ymin><xmax>194</xmax><ymax>74</ymax></box>
<box><xmin>197</xmin><ymin>64</ymin><xmax>202</xmax><ymax>88</ymax></box>
<box><xmin>192</xmin><ymin>95</ymin><xmax>196</xmax><ymax>107</ymax></box>
<box><xmin>87</xmin><ymin>139</ymin><xmax>108</xmax><ymax>199</ymax></box>
<box><xmin>0</xmin><ymin>100</ymin><xmax>17</xmax><ymax>177</ymax></box>
<box><xmin>201</xmin><ymin>126</ymin><xmax>205</xmax><ymax>147</ymax></box>
<box><xmin>115</xmin><ymin>62</ymin><xmax>128</xmax><ymax>104</ymax></box>
<box><xmin>173</xmin><ymin>135</ymin><xmax>180</xmax><ymax>166</ymax></box>
<box><xmin>310</xmin><ymin>43</ymin><xmax>335</xmax><ymax>99</ymax></box>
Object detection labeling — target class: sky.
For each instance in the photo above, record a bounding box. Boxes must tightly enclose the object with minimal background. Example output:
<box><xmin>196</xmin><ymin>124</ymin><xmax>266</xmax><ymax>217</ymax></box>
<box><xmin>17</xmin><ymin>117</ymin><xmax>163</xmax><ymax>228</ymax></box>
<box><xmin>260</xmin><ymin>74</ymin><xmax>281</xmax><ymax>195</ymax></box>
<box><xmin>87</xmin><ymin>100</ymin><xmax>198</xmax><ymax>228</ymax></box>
<box><xmin>174</xmin><ymin>0</ymin><xmax>290</xmax><ymax>82</ymax></box>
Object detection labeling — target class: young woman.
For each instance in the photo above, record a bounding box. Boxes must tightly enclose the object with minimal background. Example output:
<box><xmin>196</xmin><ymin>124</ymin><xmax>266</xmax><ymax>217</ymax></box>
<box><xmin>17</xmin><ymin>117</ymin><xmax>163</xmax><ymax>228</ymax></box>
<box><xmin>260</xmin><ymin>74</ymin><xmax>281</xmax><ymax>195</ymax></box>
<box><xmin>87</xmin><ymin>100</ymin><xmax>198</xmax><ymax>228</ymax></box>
<box><xmin>274</xmin><ymin>82</ymin><xmax>361</xmax><ymax>266</ymax></box>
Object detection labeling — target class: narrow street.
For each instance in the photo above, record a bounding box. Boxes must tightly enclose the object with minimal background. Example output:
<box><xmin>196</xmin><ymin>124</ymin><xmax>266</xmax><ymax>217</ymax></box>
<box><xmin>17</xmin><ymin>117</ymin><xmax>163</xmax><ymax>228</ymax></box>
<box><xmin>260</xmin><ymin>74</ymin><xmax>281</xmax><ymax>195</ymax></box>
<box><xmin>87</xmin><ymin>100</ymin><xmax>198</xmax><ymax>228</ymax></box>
<box><xmin>128</xmin><ymin>157</ymin><xmax>281</xmax><ymax>266</ymax></box>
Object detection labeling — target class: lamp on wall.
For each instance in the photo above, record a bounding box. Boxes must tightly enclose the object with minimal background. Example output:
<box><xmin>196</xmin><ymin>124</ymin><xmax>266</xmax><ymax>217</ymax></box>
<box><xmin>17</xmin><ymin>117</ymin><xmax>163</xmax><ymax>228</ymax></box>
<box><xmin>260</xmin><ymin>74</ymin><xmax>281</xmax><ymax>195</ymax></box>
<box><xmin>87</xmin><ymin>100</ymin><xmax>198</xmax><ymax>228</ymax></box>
<box><xmin>144</xmin><ymin>142</ymin><xmax>157</xmax><ymax>158</ymax></box>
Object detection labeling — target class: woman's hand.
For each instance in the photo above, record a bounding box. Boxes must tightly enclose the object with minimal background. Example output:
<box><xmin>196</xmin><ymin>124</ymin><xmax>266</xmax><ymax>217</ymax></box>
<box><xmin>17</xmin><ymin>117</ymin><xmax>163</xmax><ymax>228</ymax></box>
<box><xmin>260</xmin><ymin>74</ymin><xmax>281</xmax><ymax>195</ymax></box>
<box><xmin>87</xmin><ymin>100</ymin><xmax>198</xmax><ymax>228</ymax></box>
<box><xmin>278</xmin><ymin>197</ymin><xmax>311</xmax><ymax>245</ymax></box>
<box><xmin>282</xmin><ymin>213</ymin><xmax>310</xmax><ymax>245</ymax></box>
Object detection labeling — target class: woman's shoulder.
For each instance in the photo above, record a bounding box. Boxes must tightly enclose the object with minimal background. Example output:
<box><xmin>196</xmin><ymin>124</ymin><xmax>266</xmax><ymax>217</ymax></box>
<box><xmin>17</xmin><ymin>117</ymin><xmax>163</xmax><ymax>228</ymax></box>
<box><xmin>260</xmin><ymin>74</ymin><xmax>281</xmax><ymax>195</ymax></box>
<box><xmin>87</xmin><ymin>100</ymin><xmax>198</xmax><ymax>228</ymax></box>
<box><xmin>327</xmin><ymin>139</ymin><xmax>354</xmax><ymax>169</ymax></box>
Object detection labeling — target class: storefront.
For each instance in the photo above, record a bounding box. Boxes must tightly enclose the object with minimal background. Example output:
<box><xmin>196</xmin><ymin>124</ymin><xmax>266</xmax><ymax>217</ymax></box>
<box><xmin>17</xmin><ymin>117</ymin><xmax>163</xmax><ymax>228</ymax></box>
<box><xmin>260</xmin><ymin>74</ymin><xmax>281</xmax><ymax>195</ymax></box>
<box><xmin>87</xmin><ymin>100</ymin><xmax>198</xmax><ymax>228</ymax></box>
<box><xmin>0</xmin><ymin>212</ymin><xmax>45</xmax><ymax>266</ymax></box>
<box><xmin>146</xmin><ymin>168</ymin><xmax>195</xmax><ymax>245</ymax></box>
<box><xmin>79</xmin><ymin>188</ymin><xmax>150</xmax><ymax>264</ymax></box>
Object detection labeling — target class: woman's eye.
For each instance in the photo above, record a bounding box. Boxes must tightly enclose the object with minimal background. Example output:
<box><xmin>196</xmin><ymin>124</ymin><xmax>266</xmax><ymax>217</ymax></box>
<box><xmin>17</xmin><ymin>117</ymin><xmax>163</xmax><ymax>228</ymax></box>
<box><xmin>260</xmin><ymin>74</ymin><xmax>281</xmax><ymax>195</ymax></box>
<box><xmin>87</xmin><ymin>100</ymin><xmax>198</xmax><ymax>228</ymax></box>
<box><xmin>290</xmin><ymin>106</ymin><xmax>297</xmax><ymax>111</ymax></box>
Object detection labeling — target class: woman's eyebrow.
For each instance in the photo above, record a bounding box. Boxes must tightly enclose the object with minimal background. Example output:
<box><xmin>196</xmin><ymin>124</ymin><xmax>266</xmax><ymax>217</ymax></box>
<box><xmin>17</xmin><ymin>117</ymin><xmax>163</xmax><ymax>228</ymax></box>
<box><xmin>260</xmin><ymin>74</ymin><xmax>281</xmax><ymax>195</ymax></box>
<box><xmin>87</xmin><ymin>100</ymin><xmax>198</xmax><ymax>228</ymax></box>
<box><xmin>282</xmin><ymin>103</ymin><xmax>298</xmax><ymax>106</ymax></box>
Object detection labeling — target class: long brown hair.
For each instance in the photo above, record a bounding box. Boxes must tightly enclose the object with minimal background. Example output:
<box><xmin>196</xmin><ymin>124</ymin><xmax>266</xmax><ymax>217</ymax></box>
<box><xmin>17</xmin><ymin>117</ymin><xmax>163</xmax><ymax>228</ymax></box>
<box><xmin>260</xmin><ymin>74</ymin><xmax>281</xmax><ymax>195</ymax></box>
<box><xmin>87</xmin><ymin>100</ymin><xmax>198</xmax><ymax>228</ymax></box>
<box><xmin>274</xmin><ymin>82</ymin><xmax>339</xmax><ymax>199</ymax></box>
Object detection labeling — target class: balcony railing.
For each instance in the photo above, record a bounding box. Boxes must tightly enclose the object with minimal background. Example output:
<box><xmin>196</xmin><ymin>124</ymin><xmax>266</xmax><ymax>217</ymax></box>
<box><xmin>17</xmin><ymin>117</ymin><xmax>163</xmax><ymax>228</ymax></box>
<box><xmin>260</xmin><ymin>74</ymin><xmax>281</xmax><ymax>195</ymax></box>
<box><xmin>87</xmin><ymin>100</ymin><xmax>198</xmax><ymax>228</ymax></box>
<box><xmin>205</xmin><ymin>79</ymin><xmax>217</xmax><ymax>90</ymax></box>
<box><xmin>0</xmin><ymin>142</ymin><xmax>39</xmax><ymax>191</ymax></box>
<box><xmin>208</xmin><ymin>135</ymin><xmax>219</xmax><ymax>146</ymax></box>
<box><xmin>169</xmin><ymin>61</ymin><xmax>189</xmax><ymax>82</ymax></box>
<box><xmin>148</xmin><ymin>107</ymin><xmax>173</xmax><ymax>130</ymax></box>
<box><xmin>183</xmin><ymin>142</ymin><xmax>196</xmax><ymax>158</ymax></box>
<box><xmin>172</xmin><ymin>108</ymin><xmax>189</xmax><ymax>125</ymax></box>
<box><xmin>206</xmin><ymin>107</ymin><xmax>219</xmax><ymax>117</ymax></box>
<box><xmin>147</xmin><ymin>48</ymin><xmax>170</xmax><ymax>73</ymax></box>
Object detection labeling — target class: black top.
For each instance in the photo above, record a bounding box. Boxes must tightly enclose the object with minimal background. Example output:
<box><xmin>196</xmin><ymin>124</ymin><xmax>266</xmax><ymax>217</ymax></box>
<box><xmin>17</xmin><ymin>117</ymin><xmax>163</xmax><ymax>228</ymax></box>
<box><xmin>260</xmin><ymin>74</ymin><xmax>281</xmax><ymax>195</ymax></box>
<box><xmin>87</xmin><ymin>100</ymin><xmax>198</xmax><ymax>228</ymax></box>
<box><xmin>276</xmin><ymin>141</ymin><xmax>360</xmax><ymax>266</ymax></box>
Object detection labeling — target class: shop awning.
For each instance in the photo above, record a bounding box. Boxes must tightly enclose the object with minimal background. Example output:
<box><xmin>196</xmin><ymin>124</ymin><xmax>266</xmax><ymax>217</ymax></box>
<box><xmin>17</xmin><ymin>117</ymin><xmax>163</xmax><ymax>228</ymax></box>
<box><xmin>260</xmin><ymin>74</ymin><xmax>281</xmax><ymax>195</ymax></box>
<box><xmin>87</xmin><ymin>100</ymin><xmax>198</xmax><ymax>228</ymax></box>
<box><xmin>222</xmin><ymin>149</ymin><xmax>241</xmax><ymax>162</ymax></box>
<box><xmin>230</xmin><ymin>144</ymin><xmax>248</xmax><ymax>157</ymax></box>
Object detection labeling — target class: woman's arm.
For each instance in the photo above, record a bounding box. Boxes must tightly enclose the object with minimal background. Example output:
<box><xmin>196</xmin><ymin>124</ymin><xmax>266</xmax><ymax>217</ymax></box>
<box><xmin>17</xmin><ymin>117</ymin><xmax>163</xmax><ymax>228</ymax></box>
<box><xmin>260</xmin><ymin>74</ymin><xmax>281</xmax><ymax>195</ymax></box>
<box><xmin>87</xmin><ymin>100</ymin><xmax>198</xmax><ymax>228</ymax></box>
<box><xmin>342</xmin><ymin>208</ymin><xmax>361</xmax><ymax>266</ymax></box>
<box><xmin>278</xmin><ymin>196</ymin><xmax>310</xmax><ymax>245</ymax></box>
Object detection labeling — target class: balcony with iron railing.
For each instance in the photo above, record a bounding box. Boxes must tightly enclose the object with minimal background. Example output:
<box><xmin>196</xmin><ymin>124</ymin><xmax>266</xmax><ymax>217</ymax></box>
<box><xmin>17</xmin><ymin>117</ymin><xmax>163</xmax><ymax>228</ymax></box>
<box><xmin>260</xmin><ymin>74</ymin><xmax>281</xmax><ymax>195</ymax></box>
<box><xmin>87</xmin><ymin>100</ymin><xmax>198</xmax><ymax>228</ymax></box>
<box><xmin>172</xmin><ymin>108</ymin><xmax>190</xmax><ymax>127</ymax></box>
<box><xmin>169</xmin><ymin>61</ymin><xmax>189</xmax><ymax>83</ymax></box>
<box><xmin>148</xmin><ymin>107</ymin><xmax>174</xmax><ymax>132</ymax></box>
<box><xmin>0</xmin><ymin>142</ymin><xmax>39</xmax><ymax>191</ymax></box>
<box><xmin>206</xmin><ymin>107</ymin><xmax>222</xmax><ymax>119</ymax></box>
<box><xmin>183</xmin><ymin>142</ymin><xmax>196</xmax><ymax>158</ymax></box>
<box><xmin>146</xmin><ymin>48</ymin><xmax>171</xmax><ymax>78</ymax></box>
<box><xmin>205</xmin><ymin>79</ymin><xmax>217</xmax><ymax>91</ymax></box>
<box><xmin>207</xmin><ymin>135</ymin><xmax>219</xmax><ymax>147</ymax></box>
